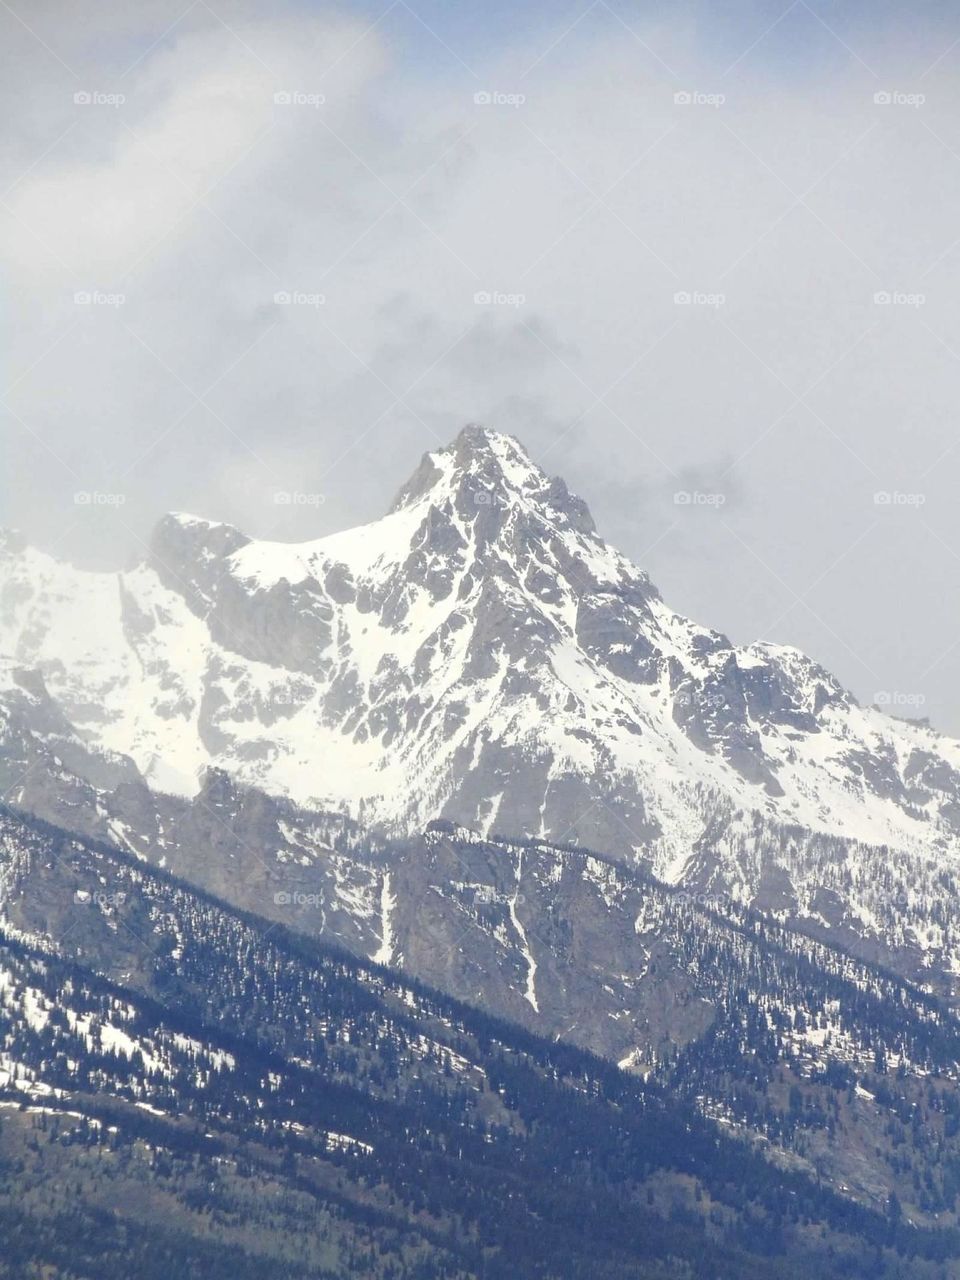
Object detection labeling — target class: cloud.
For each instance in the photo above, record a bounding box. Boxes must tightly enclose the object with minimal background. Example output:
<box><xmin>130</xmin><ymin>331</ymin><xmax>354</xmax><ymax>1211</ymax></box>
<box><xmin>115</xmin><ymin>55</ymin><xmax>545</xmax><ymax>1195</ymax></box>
<box><xmin>2</xmin><ymin>0</ymin><xmax>960</xmax><ymax>730</ymax></box>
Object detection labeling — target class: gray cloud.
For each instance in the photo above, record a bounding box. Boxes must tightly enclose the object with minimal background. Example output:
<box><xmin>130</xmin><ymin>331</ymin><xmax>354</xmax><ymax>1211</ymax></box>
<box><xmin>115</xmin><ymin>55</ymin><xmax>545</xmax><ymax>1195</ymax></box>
<box><xmin>2</xmin><ymin>0</ymin><xmax>960</xmax><ymax>731</ymax></box>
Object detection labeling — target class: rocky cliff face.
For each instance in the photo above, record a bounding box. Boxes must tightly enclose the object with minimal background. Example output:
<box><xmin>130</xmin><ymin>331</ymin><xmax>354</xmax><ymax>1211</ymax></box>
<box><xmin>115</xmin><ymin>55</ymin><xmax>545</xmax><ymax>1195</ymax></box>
<box><xmin>2</xmin><ymin>426</ymin><xmax>960</xmax><ymax>986</ymax></box>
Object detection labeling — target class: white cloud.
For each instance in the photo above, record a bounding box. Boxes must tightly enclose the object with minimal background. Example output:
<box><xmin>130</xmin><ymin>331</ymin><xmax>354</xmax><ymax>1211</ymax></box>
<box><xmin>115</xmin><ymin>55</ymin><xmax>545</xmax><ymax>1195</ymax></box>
<box><xmin>2</xmin><ymin>1</ymin><xmax>960</xmax><ymax>730</ymax></box>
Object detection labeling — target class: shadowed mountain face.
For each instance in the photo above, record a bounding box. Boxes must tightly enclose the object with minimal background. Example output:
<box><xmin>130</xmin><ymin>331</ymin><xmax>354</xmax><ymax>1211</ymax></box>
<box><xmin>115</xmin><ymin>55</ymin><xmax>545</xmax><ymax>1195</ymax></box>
<box><xmin>3</xmin><ymin>725</ymin><xmax>960</xmax><ymax>1227</ymax></box>
<box><xmin>2</xmin><ymin>427</ymin><xmax>960</xmax><ymax>991</ymax></box>
<box><xmin>1</xmin><ymin>801</ymin><xmax>959</xmax><ymax>1279</ymax></box>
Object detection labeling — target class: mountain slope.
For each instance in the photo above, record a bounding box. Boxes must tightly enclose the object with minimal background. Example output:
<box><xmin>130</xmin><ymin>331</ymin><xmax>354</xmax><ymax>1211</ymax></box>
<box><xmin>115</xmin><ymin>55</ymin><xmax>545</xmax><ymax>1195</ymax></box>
<box><xmin>3</xmin><ymin>804</ymin><xmax>952</xmax><ymax>1279</ymax></box>
<box><xmin>3</xmin><ymin>777</ymin><xmax>960</xmax><ymax>1230</ymax></box>
<box><xmin>2</xmin><ymin>428</ymin><xmax>960</xmax><ymax>995</ymax></box>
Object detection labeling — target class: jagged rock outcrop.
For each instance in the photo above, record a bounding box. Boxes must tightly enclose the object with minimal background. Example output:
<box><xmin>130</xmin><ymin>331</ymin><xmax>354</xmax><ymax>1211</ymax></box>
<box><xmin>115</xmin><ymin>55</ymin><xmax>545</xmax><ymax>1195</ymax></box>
<box><xmin>2</xmin><ymin>426</ymin><xmax>960</xmax><ymax>987</ymax></box>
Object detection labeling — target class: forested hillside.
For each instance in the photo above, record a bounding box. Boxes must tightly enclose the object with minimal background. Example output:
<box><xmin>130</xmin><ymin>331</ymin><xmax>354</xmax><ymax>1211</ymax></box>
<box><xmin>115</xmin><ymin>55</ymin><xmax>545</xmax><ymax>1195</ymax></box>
<box><xmin>1</xmin><ymin>805</ymin><xmax>958</xmax><ymax>1278</ymax></box>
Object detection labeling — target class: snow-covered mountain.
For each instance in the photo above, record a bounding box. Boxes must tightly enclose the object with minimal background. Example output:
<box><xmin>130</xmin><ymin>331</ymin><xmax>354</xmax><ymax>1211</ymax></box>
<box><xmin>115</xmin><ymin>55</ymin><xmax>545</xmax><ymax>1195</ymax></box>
<box><xmin>2</xmin><ymin>425</ymin><xmax>960</xmax><ymax>980</ymax></box>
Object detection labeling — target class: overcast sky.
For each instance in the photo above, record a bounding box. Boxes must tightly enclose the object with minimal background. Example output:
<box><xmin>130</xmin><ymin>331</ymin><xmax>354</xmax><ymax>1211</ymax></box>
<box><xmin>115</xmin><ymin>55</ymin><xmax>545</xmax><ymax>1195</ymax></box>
<box><xmin>3</xmin><ymin>0</ymin><xmax>960</xmax><ymax>731</ymax></box>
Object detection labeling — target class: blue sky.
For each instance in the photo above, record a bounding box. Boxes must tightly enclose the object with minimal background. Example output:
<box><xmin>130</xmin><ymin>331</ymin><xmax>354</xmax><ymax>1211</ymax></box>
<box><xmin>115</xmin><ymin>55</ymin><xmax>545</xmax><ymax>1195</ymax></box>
<box><xmin>284</xmin><ymin>0</ymin><xmax>958</xmax><ymax>82</ymax></box>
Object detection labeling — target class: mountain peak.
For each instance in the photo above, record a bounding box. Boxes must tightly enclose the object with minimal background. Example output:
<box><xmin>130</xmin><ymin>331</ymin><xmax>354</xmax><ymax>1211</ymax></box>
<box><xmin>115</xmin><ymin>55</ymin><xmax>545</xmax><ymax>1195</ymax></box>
<box><xmin>453</xmin><ymin>421</ymin><xmax>518</xmax><ymax>453</ymax></box>
<box><xmin>389</xmin><ymin>424</ymin><xmax>596</xmax><ymax>535</ymax></box>
<box><xmin>4</xmin><ymin>420</ymin><xmax>960</xmax><ymax>973</ymax></box>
